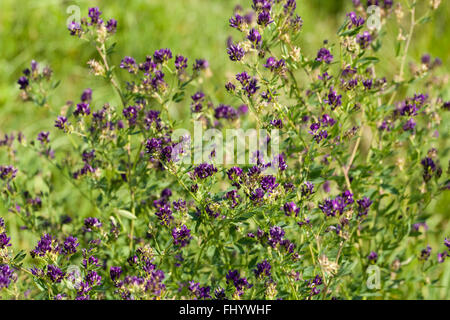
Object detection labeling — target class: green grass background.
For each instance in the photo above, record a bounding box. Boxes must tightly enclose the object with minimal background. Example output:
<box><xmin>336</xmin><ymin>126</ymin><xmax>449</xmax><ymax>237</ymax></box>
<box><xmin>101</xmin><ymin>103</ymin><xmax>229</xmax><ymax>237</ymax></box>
<box><xmin>0</xmin><ymin>0</ymin><xmax>449</xmax><ymax>298</ymax></box>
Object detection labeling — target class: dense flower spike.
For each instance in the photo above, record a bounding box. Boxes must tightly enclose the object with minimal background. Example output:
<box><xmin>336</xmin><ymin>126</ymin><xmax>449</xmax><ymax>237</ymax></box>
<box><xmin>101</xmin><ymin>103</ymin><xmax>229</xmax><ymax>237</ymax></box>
<box><xmin>191</xmin><ymin>163</ymin><xmax>218</xmax><ymax>179</ymax></box>
<box><xmin>30</xmin><ymin>234</ymin><xmax>60</xmax><ymax>258</ymax></box>
<box><xmin>316</xmin><ymin>48</ymin><xmax>333</xmax><ymax>64</ymax></box>
<box><xmin>227</xmin><ymin>43</ymin><xmax>245</xmax><ymax>61</ymax></box>
<box><xmin>172</xmin><ymin>225</ymin><xmax>192</xmax><ymax>247</ymax></box>
<box><xmin>0</xmin><ymin>265</ymin><xmax>15</xmax><ymax>289</ymax></box>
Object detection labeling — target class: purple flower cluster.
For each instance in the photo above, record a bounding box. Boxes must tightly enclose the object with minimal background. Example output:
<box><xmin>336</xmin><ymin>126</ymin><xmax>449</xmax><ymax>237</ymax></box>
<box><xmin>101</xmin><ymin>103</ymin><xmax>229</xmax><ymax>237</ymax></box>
<box><xmin>73</xmin><ymin>150</ymin><xmax>97</xmax><ymax>179</ymax></box>
<box><xmin>254</xmin><ymin>260</ymin><xmax>271</xmax><ymax>279</ymax></box>
<box><xmin>30</xmin><ymin>234</ymin><xmax>60</xmax><ymax>258</ymax></box>
<box><xmin>357</xmin><ymin>197</ymin><xmax>373</xmax><ymax>217</ymax></box>
<box><xmin>172</xmin><ymin>225</ymin><xmax>192</xmax><ymax>247</ymax></box>
<box><xmin>356</xmin><ymin>31</ymin><xmax>372</xmax><ymax>49</ymax></box>
<box><xmin>421</xmin><ymin>157</ymin><xmax>436</xmax><ymax>182</ymax></box>
<box><xmin>63</xmin><ymin>236</ymin><xmax>79</xmax><ymax>255</ymax></box>
<box><xmin>307</xmin><ymin>275</ymin><xmax>323</xmax><ymax>296</ymax></box>
<box><xmin>319</xmin><ymin>190</ymin><xmax>354</xmax><ymax>217</ymax></box>
<box><xmin>191</xmin><ymin>163</ymin><xmax>218</xmax><ymax>179</ymax></box>
<box><xmin>368</xmin><ymin>251</ymin><xmax>378</xmax><ymax>263</ymax></box>
<box><xmin>214</xmin><ymin>104</ymin><xmax>238</xmax><ymax>120</ymax></box>
<box><xmin>188</xmin><ymin>281</ymin><xmax>211</xmax><ymax>299</ymax></box>
<box><xmin>347</xmin><ymin>12</ymin><xmax>365</xmax><ymax>28</ymax></box>
<box><xmin>227</xmin><ymin>44</ymin><xmax>245</xmax><ymax>61</ymax></box>
<box><xmin>84</xmin><ymin>217</ymin><xmax>102</xmax><ymax>232</ymax></box>
<box><xmin>0</xmin><ymin>165</ymin><xmax>17</xmax><ymax>181</ymax></box>
<box><xmin>156</xmin><ymin>205</ymin><xmax>174</xmax><ymax>226</ymax></box>
<box><xmin>110</xmin><ymin>266</ymin><xmax>123</xmax><ymax>282</ymax></box>
<box><xmin>316</xmin><ymin>48</ymin><xmax>333</xmax><ymax>64</ymax></box>
<box><xmin>324</xmin><ymin>87</ymin><xmax>342</xmax><ymax>109</ymax></box>
<box><xmin>268</xmin><ymin>226</ymin><xmax>295</xmax><ymax>253</ymax></box>
<box><xmin>264</xmin><ymin>57</ymin><xmax>285</xmax><ymax>72</ymax></box>
<box><xmin>47</xmin><ymin>265</ymin><xmax>65</xmax><ymax>283</ymax></box>
<box><xmin>226</xmin><ymin>270</ymin><xmax>252</xmax><ymax>295</ymax></box>
<box><xmin>0</xmin><ymin>265</ymin><xmax>15</xmax><ymax>289</ymax></box>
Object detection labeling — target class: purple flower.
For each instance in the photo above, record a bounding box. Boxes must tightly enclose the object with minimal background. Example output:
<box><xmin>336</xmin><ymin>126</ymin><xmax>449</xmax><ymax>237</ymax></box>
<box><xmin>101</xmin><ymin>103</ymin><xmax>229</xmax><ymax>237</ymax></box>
<box><xmin>284</xmin><ymin>0</ymin><xmax>297</xmax><ymax>15</ymax></box>
<box><xmin>419</xmin><ymin>245</ymin><xmax>432</xmax><ymax>261</ymax></box>
<box><xmin>226</xmin><ymin>190</ymin><xmax>240</xmax><ymax>208</ymax></box>
<box><xmin>191</xmin><ymin>163</ymin><xmax>218</xmax><ymax>179</ymax></box>
<box><xmin>172</xmin><ymin>225</ymin><xmax>192</xmax><ymax>248</ymax></box>
<box><xmin>283</xmin><ymin>202</ymin><xmax>300</xmax><ymax>216</ymax></box>
<box><xmin>88</xmin><ymin>7</ymin><xmax>102</xmax><ymax>25</ymax></box>
<box><xmin>320</xmin><ymin>114</ymin><xmax>336</xmax><ymax>127</ymax></box>
<box><xmin>368</xmin><ymin>251</ymin><xmax>378</xmax><ymax>263</ymax></box>
<box><xmin>316</xmin><ymin>48</ymin><xmax>333</xmax><ymax>64</ymax></box>
<box><xmin>247</xmin><ymin>28</ymin><xmax>261</xmax><ymax>45</ymax></box>
<box><xmin>54</xmin><ymin>116</ymin><xmax>68</xmax><ymax>130</ymax></box>
<box><xmin>257</xmin><ymin>11</ymin><xmax>273</xmax><ymax>26</ymax></box>
<box><xmin>120</xmin><ymin>56</ymin><xmax>138</xmax><ymax>74</ymax></box>
<box><xmin>145</xmin><ymin>138</ymin><xmax>162</xmax><ymax>154</ymax></box>
<box><xmin>225</xmin><ymin>82</ymin><xmax>236</xmax><ymax>92</ymax></box>
<box><xmin>68</xmin><ymin>21</ymin><xmax>82</xmax><ymax>37</ymax></box>
<box><xmin>193</xmin><ymin>59</ymin><xmax>209</xmax><ymax>71</ymax></box>
<box><xmin>243</xmin><ymin>78</ymin><xmax>260</xmax><ymax>97</ymax></box>
<box><xmin>226</xmin><ymin>270</ymin><xmax>251</xmax><ymax>295</ymax></box>
<box><xmin>356</xmin><ymin>31</ymin><xmax>372</xmax><ymax>49</ymax></box>
<box><xmin>229</xmin><ymin>14</ymin><xmax>244</xmax><ymax>30</ymax></box>
<box><xmin>444</xmin><ymin>238</ymin><xmax>450</xmax><ymax>250</ymax></box>
<box><xmin>301</xmin><ymin>181</ymin><xmax>315</xmax><ymax>197</ymax></box>
<box><xmin>412</xmin><ymin>222</ymin><xmax>428</xmax><ymax>232</ymax></box>
<box><xmin>261</xmin><ymin>175</ymin><xmax>278</xmax><ymax>192</ymax></box>
<box><xmin>74</xmin><ymin>103</ymin><xmax>91</xmax><ymax>116</ymax></box>
<box><xmin>273</xmin><ymin>154</ymin><xmax>287</xmax><ymax>171</ymax></box>
<box><xmin>383</xmin><ymin>0</ymin><xmax>393</xmax><ymax>9</ymax></box>
<box><xmin>0</xmin><ymin>265</ymin><xmax>15</xmax><ymax>289</ymax></box>
<box><xmin>106</xmin><ymin>19</ymin><xmax>117</xmax><ymax>33</ymax></box>
<box><xmin>123</xmin><ymin>105</ymin><xmax>138</xmax><ymax>126</ymax></box>
<box><xmin>250</xmin><ymin>188</ymin><xmax>265</xmax><ymax>202</ymax></box>
<box><xmin>403</xmin><ymin>118</ymin><xmax>416</xmax><ymax>132</ymax></box>
<box><xmin>214</xmin><ymin>105</ymin><xmax>238</xmax><ymax>120</ymax></box>
<box><xmin>0</xmin><ymin>233</ymin><xmax>11</xmax><ymax>249</ymax></box>
<box><xmin>173</xmin><ymin>199</ymin><xmax>187</xmax><ymax>212</ymax></box>
<box><xmin>156</xmin><ymin>205</ymin><xmax>174</xmax><ymax>226</ymax></box>
<box><xmin>84</xmin><ymin>217</ymin><xmax>102</xmax><ymax>231</ymax></box>
<box><xmin>264</xmin><ymin>57</ymin><xmax>285</xmax><ymax>72</ymax></box>
<box><xmin>227</xmin><ymin>44</ymin><xmax>245</xmax><ymax>61</ymax></box>
<box><xmin>268</xmin><ymin>226</ymin><xmax>285</xmax><ymax>247</ymax></box>
<box><xmin>254</xmin><ymin>260</ymin><xmax>271</xmax><ymax>279</ymax></box>
<box><xmin>363</xmin><ymin>78</ymin><xmax>373</xmax><ymax>90</ymax></box>
<box><xmin>227</xmin><ymin>167</ymin><xmax>243</xmax><ymax>185</ymax></box>
<box><xmin>238</xmin><ymin>104</ymin><xmax>248</xmax><ymax>115</ymax></box>
<box><xmin>437</xmin><ymin>252</ymin><xmax>447</xmax><ymax>263</ymax></box>
<box><xmin>31</xmin><ymin>234</ymin><xmax>60</xmax><ymax>258</ymax></box>
<box><xmin>81</xmin><ymin>88</ymin><xmax>92</xmax><ymax>103</ymax></box>
<box><xmin>347</xmin><ymin>12</ymin><xmax>365</xmax><ymax>28</ymax></box>
<box><xmin>153</xmin><ymin>48</ymin><xmax>173</xmax><ymax>64</ymax></box>
<box><xmin>37</xmin><ymin>131</ymin><xmax>50</xmax><ymax>145</ymax></box>
<box><xmin>63</xmin><ymin>236</ymin><xmax>79</xmax><ymax>255</ymax></box>
<box><xmin>325</xmin><ymin>87</ymin><xmax>342</xmax><ymax>109</ymax></box>
<box><xmin>85</xmin><ymin>271</ymin><xmax>102</xmax><ymax>287</ymax></box>
<box><xmin>47</xmin><ymin>265</ymin><xmax>65</xmax><ymax>283</ymax></box>
<box><xmin>189</xmin><ymin>281</ymin><xmax>211</xmax><ymax>299</ymax></box>
<box><xmin>175</xmin><ymin>54</ymin><xmax>188</xmax><ymax>71</ymax></box>
<box><xmin>271</xmin><ymin>119</ymin><xmax>283</xmax><ymax>128</ymax></box>
<box><xmin>0</xmin><ymin>165</ymin><xmax>18</xmax><ymax>181</ymax></box>
<box><xmin>357</xmin><ymin>197</ymin><xmax>373</xmax><ymax>217</ymax></box>
<box><xmin>191</xmin><ymin>91</ymin><xmax>204</xmax><ymax>103</ymax></box>
<box><xmin>17</xmin><ymin>76</ymin><xmax>29</xmax><ymax>89</ymax></box>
